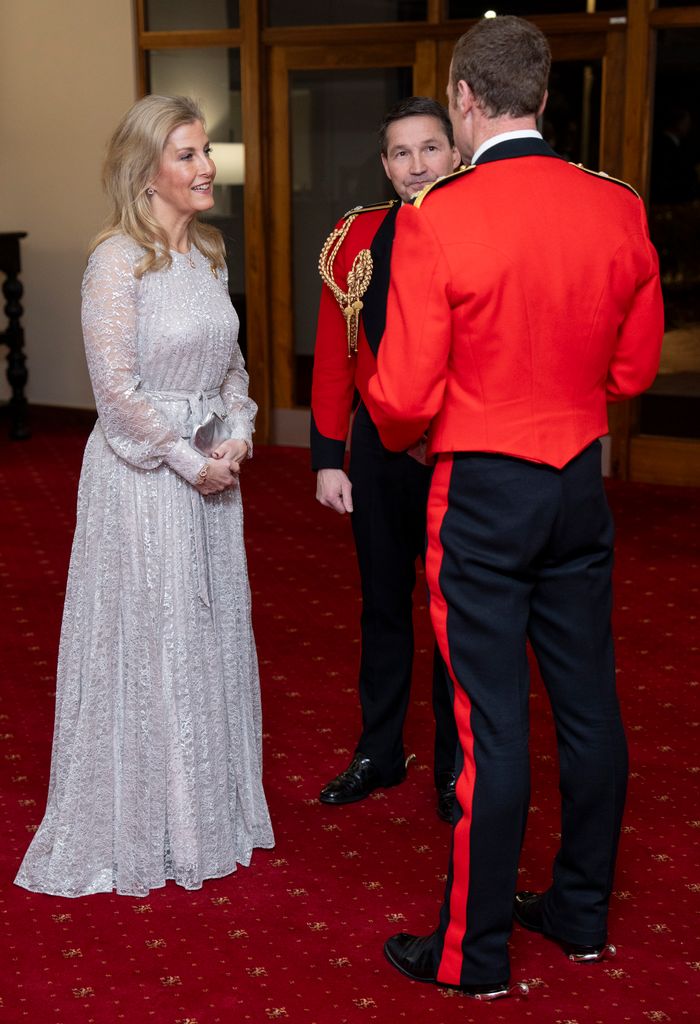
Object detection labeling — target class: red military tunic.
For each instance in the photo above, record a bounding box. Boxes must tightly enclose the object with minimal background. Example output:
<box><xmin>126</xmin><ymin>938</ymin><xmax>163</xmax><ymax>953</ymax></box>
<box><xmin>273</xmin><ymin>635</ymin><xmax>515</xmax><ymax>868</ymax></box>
<box><xmin>366</xmin><ymin>158</ymin><xmax>664</xmax><ymax>467</ymax></box>
<box><xmin>310</xmin><ymin>201</ymin><xmax>396</xmax><ymax>469</ymax></box>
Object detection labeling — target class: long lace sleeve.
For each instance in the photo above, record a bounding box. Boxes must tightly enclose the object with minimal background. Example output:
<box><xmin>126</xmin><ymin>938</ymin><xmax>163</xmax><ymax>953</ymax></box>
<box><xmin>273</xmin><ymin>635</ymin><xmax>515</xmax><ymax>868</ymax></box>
<box><xmin>81</xmin><ymin>237</ymin><xmax>206</xmax><ymax>484</ymax></box>
<box><xmin>218</xmin><ymin>265</ymin><xmax>258</xmax><ymax>452</ymax></box>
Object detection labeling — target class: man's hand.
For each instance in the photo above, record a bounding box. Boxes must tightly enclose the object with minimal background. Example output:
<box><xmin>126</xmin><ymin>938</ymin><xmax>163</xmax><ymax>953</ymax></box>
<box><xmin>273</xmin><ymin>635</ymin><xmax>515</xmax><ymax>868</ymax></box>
<box><xmin>406</xmin><ymin>434</ymin><xmax>428</xmax><ymax>464</ymax></box>
<box><xmin>316</xmin><ymin>468</ymin><xmax>353</xmax><ymax>514</ymax></box>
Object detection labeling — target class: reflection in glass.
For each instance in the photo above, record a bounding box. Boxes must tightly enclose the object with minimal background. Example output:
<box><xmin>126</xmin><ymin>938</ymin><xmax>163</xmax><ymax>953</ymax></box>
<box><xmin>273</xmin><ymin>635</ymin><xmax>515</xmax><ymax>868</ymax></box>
<box><xmin>144</xmin><ymin>0</ymin><xmax>239</xmax><ymax>31</ymax></box>
<box><xmin>290</xmin><ymin>68</ymin><xmax>411</xmax><ymax>405</ymax></box>
<box><xmin>641</xmin><ymin>29</ymin><xmax>700</xmax><ymax>439</ymax></box>
<box><xmin>268</xmin><ymin>1</ymin><xmax>426</xmax><ymax>26</ymax></box>
<box><xmin>448</xmin><ymin>0</ymin><xmax>621</xmax><ymax>14</ymax></box>
<box><xmin>148</xmin><ymin>49</ymin><xmax>247</xmax><ymax>357</ymax></box>
<box><xmin>541</xmin><ymin>61</ymin><xmax>601</xmax><ymax>168</ymax></box>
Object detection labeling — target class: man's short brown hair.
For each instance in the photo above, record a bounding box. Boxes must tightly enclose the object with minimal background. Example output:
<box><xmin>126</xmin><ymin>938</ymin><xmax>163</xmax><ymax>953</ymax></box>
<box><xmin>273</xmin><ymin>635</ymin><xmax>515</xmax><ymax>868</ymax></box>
<box><xmin>378</xmin><ymin>96</ymin><xmax>455</xmax><ymax>154</ymax></box>
<box><xmin>450</xmin><ymin>16</ymin><xmax>551</xmax><ymax>119</ymax></box>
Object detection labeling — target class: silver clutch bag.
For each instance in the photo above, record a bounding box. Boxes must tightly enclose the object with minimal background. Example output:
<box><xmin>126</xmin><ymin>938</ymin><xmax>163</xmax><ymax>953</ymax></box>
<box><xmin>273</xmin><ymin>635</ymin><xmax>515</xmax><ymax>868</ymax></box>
<box><xmin>190</xmin><ymin>411</ymin><xmax>230</xmax><ymax>457</ymax></box>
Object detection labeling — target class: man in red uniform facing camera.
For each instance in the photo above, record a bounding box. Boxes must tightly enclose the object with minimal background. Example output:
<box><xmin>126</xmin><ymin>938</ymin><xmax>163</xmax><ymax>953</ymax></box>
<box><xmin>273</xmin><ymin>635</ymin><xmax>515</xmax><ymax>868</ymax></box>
<box><xmin>311</xmin><ymin>98</ymin><xmax>460</xmax><ymax>820</ymax></box>
<box><xmin>367</xmin><ymin>16</ymin><xmax>664</xmax><ymax>1001</ymax></box>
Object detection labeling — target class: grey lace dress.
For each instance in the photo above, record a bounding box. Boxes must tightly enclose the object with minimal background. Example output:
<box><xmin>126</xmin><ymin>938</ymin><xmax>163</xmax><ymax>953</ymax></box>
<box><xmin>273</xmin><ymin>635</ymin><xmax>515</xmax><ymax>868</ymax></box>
<box><xmin>15</xmin><ymin>234</ymin><xmax>274</xmax><ymax>897</ymax></box>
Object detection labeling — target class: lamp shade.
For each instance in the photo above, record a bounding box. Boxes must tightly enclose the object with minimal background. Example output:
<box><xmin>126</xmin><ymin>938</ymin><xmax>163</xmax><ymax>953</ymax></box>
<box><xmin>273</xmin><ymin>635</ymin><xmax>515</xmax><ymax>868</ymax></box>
<box><xmin>212</xmin><ymin>143</ymin><xmax>245</xmax><ymax>185</ymax></box>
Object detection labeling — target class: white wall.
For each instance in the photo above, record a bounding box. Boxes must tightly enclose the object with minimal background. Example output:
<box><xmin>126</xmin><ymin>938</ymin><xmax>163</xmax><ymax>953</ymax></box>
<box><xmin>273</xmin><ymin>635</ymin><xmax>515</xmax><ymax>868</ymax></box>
<box><xmin>0</xmin><ymin>0</ymin><xmax>137</xmax><ymax>408</ymax></box>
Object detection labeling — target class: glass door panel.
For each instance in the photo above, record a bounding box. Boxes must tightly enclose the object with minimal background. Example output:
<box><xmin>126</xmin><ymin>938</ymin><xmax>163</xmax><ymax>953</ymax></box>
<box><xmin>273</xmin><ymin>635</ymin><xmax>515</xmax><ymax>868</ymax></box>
<box><xmin>289</xmin><ymin>67</ymin><xmax>412</xmax><ymax>404</ymax></box>
<box><xmin>542</xmin><ymin>59</ymin><xmax>602</xmax><ymax>166</ymax></box>
<box><xmin>144</xmin><ymin>0</ymin><xmax>240</xmax><ymax>30</ymax></box>
<box><xmin>640</xmin><ymin>28</ymin><xmax>700</xmax><ymax>442</ymax></box>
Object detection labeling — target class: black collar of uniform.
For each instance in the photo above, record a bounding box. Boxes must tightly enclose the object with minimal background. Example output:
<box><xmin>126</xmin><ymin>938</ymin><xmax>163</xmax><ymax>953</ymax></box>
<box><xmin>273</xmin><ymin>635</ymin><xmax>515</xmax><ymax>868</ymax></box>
<box><xmin>474</xmin><ymin>137</ymin><xmax>564</xmax><ymax>165</ymax></box>
<box><xmin>362</xmin><ymin>200</ymin><xmax>400</xmax><ymax>357</ymax></box>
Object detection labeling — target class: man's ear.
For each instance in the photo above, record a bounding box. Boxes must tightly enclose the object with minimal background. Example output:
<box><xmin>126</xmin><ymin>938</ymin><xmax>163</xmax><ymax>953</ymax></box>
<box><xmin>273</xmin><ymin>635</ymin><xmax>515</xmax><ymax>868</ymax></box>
<box><xmin>456</xmin><ymin>79</ymin><xmax>474</xmax><ymax>117</ymax></box>
<box><xmin>450</xmin><ymin>146</ymin><xmax>461</xmax><ymax>171</ymax></box>
<box><xmin>380</xmin><ymin>152</ymin><xmax>392</xmax><ymax>182</ymax></box>
<box><xmin>537</xmin><ymin>89</ymin><xmax>548</xmax><ymax>118</ymax></box>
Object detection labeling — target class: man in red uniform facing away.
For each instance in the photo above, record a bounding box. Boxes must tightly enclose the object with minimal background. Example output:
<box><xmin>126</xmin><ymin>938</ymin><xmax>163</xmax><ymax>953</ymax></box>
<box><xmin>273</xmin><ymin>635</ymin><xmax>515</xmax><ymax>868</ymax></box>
<box><xmin>312</xmin><ymin>98</ymin><xmax>460</xmax><ymax>819</ymax></box>
<box><xmin>366</xmin><ymin>16</ymin><xmax>664</xmax><ymax>1001</ymax></box>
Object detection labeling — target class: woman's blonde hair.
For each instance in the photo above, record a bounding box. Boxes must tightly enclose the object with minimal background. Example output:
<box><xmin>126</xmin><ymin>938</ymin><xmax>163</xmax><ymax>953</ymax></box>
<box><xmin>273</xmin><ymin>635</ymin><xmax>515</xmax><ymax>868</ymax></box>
<box><xmin>90</xmin><ymin>94</ymin><xmax>226</xmax><ymax>278</ymax></box>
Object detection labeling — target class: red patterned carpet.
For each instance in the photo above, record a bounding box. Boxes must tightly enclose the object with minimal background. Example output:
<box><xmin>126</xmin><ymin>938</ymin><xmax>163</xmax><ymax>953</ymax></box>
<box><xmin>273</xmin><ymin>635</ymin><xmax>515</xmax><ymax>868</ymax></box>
<box><xmin>1</xmin><ymin>413</ymin><xmax>699</xmax><ymax>1024</ymax></box>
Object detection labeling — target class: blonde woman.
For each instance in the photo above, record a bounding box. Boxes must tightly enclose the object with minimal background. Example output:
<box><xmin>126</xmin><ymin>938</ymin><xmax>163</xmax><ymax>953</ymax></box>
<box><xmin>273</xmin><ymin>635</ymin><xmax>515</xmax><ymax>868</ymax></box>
<box><xmin>16</xmin><ymin>96</ymin><xmax>274</xmax><ymax>897</ymax></box>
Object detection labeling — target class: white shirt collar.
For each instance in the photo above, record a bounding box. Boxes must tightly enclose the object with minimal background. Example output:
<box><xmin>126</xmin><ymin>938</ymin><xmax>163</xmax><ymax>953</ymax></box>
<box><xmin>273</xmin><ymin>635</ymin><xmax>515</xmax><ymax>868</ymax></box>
<box><xmin>471</xmin><ymin>129</ymin><xmax>543</xmax><ymax>166</ymax></box>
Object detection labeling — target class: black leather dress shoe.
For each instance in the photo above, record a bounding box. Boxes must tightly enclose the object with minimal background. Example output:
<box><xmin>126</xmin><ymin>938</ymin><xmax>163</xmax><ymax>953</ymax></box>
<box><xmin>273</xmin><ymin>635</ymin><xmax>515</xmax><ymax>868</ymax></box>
<box><xmin>513</xmin><ymin>891</ymin><xmax>616</xmax><ymax>963</ymax></box>
<box><xmin>383</xmin><ymin>932</ymin><xmax>526</xmax><ymax>1000</ymax></box>
<box><xmin>319</xmin><ymin>754</ymin><xmax>404</xmax><ymax>805</ymax></box>
<box><xmin>436</xmin><ymin>772</ymin><xmax>457</xmax><ymax>822</ymax></box>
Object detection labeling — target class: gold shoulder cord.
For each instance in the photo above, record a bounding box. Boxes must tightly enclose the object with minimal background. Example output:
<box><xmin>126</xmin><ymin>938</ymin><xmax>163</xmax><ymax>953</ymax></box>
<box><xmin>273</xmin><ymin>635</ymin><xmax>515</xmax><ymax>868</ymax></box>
<box><xmin>318</xmin><ymin>214</ymin><xmax>373</xmax><ymax>357</ymax></box>
<box><xmin>570</xmin><ymin>163</ymin><xmax>641</xmax><ymax>198</ymax></box>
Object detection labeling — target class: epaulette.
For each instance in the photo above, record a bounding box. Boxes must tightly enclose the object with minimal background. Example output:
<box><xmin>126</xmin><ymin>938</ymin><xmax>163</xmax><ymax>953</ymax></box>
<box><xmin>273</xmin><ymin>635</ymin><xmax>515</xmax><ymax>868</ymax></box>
<box><xmin>413</xmin><ymin>165</ymin><xmax>476</xmax><ymax>209</ymax></box>
<box><xmin>341</xmin><ymin>199</ymin><xmax>398</xmax><ymax>220</ymax></box>
<box><xmin>570</xmin><ymin>163</ymin><xmax>640</xmax><ymax>198</ymax></box>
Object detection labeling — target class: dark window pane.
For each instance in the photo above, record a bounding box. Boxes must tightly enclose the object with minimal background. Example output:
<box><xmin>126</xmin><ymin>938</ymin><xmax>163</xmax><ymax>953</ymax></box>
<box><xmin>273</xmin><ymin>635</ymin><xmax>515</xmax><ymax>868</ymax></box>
<box><xmin>290</xmin><ymin>67</ymin><xmax>412</xmax><ymax>404</ymax></box>
<box><xmin>542</xmin><ymin>60</ymin><xmax>601</xmax><ymax>168</ymax></box>
<box><xmin>268</xmin><ymin>1</ymin><xmax>426</xmax><ymax>26</ymax></box>
<box><xmin>144</xmin><ymin>0</ymin><xmax>239</xmax><ymax>31</ymax></box>
<box><xmin>448</xmin><ymin>1</ymin><xmax>621</xmax><ymax>15</ymax></box>
<box><xmin>641</xmin><ymin>29</ymin><xmax>700</xmax><ymax>439</ymax></box>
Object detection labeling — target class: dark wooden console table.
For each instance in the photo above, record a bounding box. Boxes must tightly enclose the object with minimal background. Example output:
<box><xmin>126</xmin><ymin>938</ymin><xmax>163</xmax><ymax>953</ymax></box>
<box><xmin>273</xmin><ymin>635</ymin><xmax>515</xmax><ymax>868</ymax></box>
<box><xmin>0</xmin><ymin>232</ymin><xmax>30</xmax><ymax>439</ymax></box>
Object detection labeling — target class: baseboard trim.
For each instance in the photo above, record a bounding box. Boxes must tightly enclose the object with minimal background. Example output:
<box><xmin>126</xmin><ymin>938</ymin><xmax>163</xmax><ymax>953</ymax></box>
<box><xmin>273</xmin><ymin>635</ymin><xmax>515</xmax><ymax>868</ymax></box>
<box><xmin>270</xmin><ymin>408</ymin><xmax>311</xmax><ymax>448</ymax></box>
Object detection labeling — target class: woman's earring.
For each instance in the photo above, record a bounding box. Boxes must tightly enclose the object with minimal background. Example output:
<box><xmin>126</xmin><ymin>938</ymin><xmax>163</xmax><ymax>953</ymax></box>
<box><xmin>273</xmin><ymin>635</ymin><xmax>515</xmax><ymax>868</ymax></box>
<box><xmin>147</xmin><ymin>187</ymin><xmax>155</xmax><ymax>196</ymax></box>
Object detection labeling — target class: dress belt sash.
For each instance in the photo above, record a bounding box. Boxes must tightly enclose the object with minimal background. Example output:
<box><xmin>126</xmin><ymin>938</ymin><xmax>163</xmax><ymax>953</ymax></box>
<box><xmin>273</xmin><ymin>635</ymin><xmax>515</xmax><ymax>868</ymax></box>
<box><xmin>143</xmin><ymin>386</ymin><xmax>223</xmax><ymax>438</ymax></box>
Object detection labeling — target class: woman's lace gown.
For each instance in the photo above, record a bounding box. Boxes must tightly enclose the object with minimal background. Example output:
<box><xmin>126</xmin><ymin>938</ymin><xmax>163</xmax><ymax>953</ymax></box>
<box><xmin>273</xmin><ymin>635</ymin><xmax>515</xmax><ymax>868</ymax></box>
<box><xmin>15</xmin><ymin>236</ymin><xmax>274</xmax><ymax>897</ymax></box>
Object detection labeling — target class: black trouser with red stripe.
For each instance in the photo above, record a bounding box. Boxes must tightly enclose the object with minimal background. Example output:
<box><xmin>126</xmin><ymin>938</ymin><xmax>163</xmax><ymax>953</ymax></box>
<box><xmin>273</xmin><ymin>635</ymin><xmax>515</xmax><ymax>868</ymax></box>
<box><xmin>425</xmin><ymin>443</ymin><xmax>628</xmax><ymax>986</ymax></box>
<box><xmin>349</xmin><ymin>403</ymin><xmax>457</xmax><ymax>784</ymax></box>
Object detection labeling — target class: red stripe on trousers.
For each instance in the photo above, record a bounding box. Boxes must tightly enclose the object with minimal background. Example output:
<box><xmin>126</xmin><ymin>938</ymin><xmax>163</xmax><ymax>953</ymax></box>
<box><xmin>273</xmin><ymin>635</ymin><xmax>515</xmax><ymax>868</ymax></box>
<box><xmin>425</xmin><ymin>455</ymin><xmax>476</xmax><ymax>987</ymax></box>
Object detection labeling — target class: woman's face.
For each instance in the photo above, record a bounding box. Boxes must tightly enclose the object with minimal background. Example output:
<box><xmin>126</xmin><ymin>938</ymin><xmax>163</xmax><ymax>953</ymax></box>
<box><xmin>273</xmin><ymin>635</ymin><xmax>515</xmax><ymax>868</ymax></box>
<box><xmin>150</xmin><ymin>120</ymin><xmax>216</xmax><ymax>222</ymax></box>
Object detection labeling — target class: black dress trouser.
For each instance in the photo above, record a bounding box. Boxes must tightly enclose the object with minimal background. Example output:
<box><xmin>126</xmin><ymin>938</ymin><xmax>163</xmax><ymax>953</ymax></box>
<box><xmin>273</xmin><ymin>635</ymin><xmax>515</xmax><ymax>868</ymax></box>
<box><xmin>348</xmin><ymin>403</ymin><xmax>458</xmax><ymax>784</ymax></box>
<box><xmin>425</xmin><ymin>442</ymin><xmax>628</xmax><ymax>987</ymax></box>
